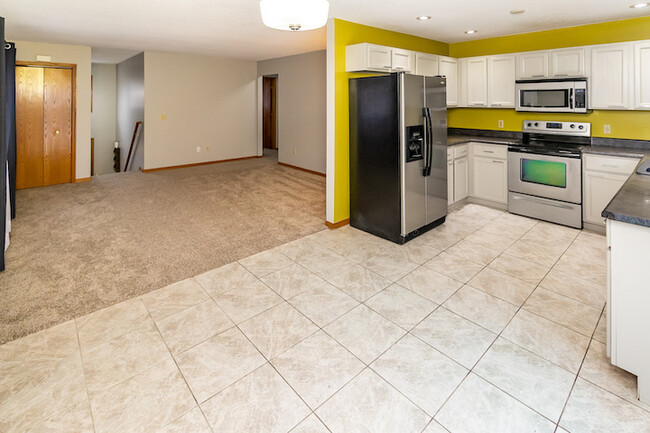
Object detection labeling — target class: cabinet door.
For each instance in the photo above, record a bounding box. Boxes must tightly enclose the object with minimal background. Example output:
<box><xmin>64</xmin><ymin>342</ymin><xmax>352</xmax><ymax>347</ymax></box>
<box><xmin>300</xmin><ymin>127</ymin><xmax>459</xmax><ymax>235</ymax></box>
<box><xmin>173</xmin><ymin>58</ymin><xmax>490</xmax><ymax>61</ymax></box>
<box><xmin>367</xmin><ymin>44</ymin><xmax>392</xmax><ymax>71</ymax></box>
<box><xmin>551</xmin><ymin>48</ymin><xmax>586</xmax><ymax>77</ymax></box>
<box><xmin>472</xmin><ymin>156</ymin><xmax>507</xmax><ymax>204</ymax></box>
<box><xmin>591</xmin><ymin>44</ymin><xmax>632</xmax><ymax>109</ymax></box>
<box><xmin>516</xmin><ymin>51</ymin><xmax>549</xmax><ymax>79</ymax></box>
<box><xmin>448</xmin><ymin>160</ymin><xmax>454</xmax><ymax>204</ymax></box>
<box><xmin>392</xmin><ymin>48</ymin><xmax>414</xmax><ymax>72</ymax></box>
<box><xmin>439</xmin><ymin>56</ymin><xmax>458</xmax><ymax>106</ymax></box>
<box><xmin>454</xmin><ymin>157</ymin><xmax>469</xmax><ymax>202</ymax></box>
<box><xmin>466</xmin><ymin>57</ymin><xmax>488</xmax><ymax>107</ymax></box>
<box><xmin>635</xmin><ymin>41</ymin><xmax>650</xmax><ymax>110</ymax></box>
<box><xmin>488</xmin><ymin>55</ymin><xmax>515</xmax><ymax>107</ymax></box>
<box><xmin>416</xmin><ymin>53</ymin><xmax>439</xmax><ymax>77</ymax></box>
<box><xmin>583</xmin><ymin>171</ymin><xmax>628</xmax><ymax>225</ymax></box>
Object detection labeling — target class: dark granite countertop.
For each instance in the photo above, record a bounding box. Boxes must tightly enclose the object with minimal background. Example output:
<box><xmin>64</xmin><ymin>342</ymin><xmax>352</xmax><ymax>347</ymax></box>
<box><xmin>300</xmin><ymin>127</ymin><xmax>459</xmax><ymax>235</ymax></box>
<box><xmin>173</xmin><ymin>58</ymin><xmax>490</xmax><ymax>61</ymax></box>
<box><xmin>601</xmin><ymin>155</ymin><xmax>650</xmax><ymax>228</ymax></box>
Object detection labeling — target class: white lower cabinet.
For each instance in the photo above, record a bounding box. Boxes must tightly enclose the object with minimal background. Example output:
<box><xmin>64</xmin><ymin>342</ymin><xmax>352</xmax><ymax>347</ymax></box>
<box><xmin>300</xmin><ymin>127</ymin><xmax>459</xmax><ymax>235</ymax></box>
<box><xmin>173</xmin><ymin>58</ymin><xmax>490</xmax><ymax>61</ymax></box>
<box><xmin>447</xmin><ymin>160</ymin><xmax>454</xmax><ymax>204</ymax></box>
<box><xmin>454</xmin><ymin>157</ymin><xmax>469</xmax><ymax>203</ymax></box>
<box><xmin>583</xmin><ymin>154</ymin><xmax>641</xmax><ymax>225</ymax></box>
<box><xmin>447</xmin><ymin>144</ymin><xmax>469</xmax><ymax>205</ymax></box>
<box><xmin>470</xmin><ymin>143</ymin><xmax>508</xmax><ymax>204</ymax></box>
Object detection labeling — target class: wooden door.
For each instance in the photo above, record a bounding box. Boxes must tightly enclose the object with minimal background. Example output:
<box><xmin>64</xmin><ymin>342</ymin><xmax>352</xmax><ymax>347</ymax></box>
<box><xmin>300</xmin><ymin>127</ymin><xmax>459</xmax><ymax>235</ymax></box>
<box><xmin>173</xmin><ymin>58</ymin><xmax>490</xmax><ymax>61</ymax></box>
<box><xmin>263</xmin><ymin>76</ymin><xmax>277</xmax><ymax>150</ymax></box>
<box><xmin>16</xmin><ymin>66</ymin><xmax>44</xmax><ymax>189</ymax></box>
<box><xmin>43</xmin><ymin>68</ymin><xmax>72</xmax><ymax>186</ymax></box>
<box><xmin>16</xmin><ymin>65</ymin><xmax>73</xmax><ymax>188</ymax></box>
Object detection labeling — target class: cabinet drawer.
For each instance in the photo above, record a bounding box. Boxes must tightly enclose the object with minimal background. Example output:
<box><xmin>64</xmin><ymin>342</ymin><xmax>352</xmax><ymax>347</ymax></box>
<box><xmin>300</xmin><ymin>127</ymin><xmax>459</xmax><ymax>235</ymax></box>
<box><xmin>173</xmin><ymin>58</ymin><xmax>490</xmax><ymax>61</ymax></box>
<box><xmin>472</xmin><ymin>143</ymin><xmax>507</xmax><ymax>159</ymax></box>
<box><xmin>584</xmin><ymin>154</ymin><xmax>640</xmax><ymax>175</ymax></box>
<box><xmin>454</xmin><ymin>144</ymin><xmax>469</xmax><ymax>159</ymax></box>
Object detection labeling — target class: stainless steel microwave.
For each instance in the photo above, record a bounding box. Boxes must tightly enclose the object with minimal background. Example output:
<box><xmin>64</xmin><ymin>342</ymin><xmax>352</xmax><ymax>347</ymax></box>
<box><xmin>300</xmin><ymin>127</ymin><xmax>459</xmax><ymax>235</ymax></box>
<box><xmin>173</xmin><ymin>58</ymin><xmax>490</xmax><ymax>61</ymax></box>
<box><xmin>515</xmin><ymin>78</ymin><xmax>587</xmax><ymax>113</ymax></box>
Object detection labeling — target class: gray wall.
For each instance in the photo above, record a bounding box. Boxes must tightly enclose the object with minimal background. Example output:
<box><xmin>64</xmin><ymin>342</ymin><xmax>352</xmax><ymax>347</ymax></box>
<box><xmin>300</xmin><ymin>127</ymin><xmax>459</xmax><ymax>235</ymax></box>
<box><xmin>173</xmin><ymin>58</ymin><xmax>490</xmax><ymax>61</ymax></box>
<box><xmin>257</xmin><ymin>50</ymin><xmax>326</xmax><ymax>174</ymax></box>
<box><xmin>116</xmin><ymin>53</ymin><xmax>144</xmax><ymax>172</ymax></box>
<box><xmin>91</xmin><ymin>63</ymin><xmax>117</xmax><ymax>175</ymax></box>
<box><xmin>143</xmin><ymin>51</ymin><xmax>257</xmax><ymax>170</ymax></box>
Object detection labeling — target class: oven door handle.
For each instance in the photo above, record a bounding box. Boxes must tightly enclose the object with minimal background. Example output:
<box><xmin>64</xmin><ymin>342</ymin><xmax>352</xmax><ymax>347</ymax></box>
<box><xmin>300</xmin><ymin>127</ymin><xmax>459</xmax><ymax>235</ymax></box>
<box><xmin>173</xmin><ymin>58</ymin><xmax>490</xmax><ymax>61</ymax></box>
<box><xmin>569</xmin><ymin>88</ymin><xmax>574</xmax><ymax>110</ymax></box>
<box><xmin>510</xmin><ymin>194</ymin><xmax>576</xmax><ymax>210</ymax></box>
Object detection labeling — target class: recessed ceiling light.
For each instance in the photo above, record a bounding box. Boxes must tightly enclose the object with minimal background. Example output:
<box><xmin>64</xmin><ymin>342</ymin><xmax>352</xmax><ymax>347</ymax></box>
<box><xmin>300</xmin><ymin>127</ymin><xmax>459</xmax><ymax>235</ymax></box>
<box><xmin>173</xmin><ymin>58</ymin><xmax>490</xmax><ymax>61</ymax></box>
<box><xmin>510</xmin><ymin>9</ymin><xmax>526</xmax><ymax>14</ymax></box>
<box><xmin>630</xmin><ymin>2</ymin><xmax>648</xmax><ymax>7</ymax></box>
<box><xmin>417</xmin><ymin>16</ymin><xmax>431</xmax><ymax>21</ymax></box>
<box><xmin>465</xmin><ymin>30</ymin><xmax>477</xmax><ymax>34</ymax></box>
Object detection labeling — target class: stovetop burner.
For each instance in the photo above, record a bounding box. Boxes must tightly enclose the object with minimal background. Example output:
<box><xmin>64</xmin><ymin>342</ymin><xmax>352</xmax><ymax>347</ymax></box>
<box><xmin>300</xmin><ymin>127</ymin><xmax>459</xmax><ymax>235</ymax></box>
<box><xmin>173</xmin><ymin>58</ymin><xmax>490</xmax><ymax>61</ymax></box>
<box><xmin>509</xmin><ymin>120</ymin><xmax>592</xmax><ymax>158</ymax></box>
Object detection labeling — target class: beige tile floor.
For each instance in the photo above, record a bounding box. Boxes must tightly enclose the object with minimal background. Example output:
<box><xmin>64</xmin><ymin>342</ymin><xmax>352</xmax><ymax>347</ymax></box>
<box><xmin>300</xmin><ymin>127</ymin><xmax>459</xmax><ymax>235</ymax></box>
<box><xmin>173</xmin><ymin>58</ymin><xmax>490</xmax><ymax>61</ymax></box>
<box><xmin>2</xmin><ymin>203</ymin><xmax>650</xmax><ymax>433</ymax></box>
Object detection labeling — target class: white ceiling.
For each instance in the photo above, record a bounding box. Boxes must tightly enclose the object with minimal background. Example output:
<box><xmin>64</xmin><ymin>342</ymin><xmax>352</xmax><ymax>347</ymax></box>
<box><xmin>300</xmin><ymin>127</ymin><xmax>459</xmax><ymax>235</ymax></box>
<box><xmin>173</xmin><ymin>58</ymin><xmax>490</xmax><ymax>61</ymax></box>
<box><xmin>1</xmin><ymin>0</ymin><xmax>649</xmax><ymax>62</ymax></box>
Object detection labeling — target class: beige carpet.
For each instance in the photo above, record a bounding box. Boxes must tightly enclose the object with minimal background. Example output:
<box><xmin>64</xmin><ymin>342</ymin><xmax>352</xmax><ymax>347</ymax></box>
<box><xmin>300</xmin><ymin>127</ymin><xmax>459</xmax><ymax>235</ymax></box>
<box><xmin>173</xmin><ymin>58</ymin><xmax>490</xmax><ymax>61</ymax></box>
<box><xmin>0</xmin><ymin>154</ymin><xmax>325</xmax><ymax>344</ymax></box>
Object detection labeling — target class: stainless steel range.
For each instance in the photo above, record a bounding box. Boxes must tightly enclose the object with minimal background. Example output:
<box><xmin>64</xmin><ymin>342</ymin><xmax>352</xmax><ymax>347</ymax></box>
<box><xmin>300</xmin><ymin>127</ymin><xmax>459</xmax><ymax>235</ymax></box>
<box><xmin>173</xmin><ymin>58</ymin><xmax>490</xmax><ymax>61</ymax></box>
<box><xmin>507</xmin><ymin>120</ymin><xmax>591</xmax><ymax>229</ymax></box>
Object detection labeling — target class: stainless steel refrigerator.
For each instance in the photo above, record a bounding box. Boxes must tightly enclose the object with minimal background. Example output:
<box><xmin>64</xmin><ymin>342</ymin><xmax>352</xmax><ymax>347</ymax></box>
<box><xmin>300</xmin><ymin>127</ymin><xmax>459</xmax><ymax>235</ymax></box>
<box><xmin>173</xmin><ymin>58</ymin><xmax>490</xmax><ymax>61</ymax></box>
<box><xmin>349</xmin><ymin>73</ymin><xmax>447</xmax><ymax>244</ymax></box>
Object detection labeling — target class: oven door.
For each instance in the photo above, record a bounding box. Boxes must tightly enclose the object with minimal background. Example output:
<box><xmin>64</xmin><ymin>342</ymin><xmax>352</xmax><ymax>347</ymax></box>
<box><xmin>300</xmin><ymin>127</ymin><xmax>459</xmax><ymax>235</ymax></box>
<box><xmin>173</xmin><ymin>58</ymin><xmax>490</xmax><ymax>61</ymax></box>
<box><xmin>508</xmin><ymin>150</ymin><xmax>581</xmax><ymax>204</ymax></box>
<box><xmin>516</xmin><ymin>81</ymin><xmax>575</xmax><ymax>113</ymax></box>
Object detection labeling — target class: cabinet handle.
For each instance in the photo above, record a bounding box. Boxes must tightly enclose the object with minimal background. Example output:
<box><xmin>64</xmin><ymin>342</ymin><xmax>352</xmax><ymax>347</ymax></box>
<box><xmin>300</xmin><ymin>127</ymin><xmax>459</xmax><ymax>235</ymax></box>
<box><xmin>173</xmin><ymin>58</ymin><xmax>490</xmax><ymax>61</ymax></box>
<box><xmin>383</xmin><ymin>65</ymin><xmax>391</xmax><ymax>69</ymax></box>
<box><xmin>469</xmin><ymin>103</ymin><xmax>486</xmax><ymax>106</ymax></box>
<box><xmin>601</xmin><ymin>164</ymin><xmax>620</xmax><ymax>168</ymax></box>
<box><xmin>492</xmin><ymin>160</ymin><xmax>505</xmax><ymax>164</ymax></box>
<box><xmin>607</xmin><ymin>105</ymin><xmax>622</xmax><ymax>108</ymax></box>
<box><xmin>482</xmin><ymin>150</ymin><xmax>495</xmax><ymax>154</ymax></box>
<box><xmin>555</xmin><ymin>74</ymin><xmax>569</xmax><ymax>77</ymax></box>
<box><xmin>531</xmin><ymin>74</ymin><xmax>545</xmax><ymax>78</ymax></box>
<box><xmin>394</xmin><ymin>66</ymin><xmax>403</xmax><ymax>70</ymax></box>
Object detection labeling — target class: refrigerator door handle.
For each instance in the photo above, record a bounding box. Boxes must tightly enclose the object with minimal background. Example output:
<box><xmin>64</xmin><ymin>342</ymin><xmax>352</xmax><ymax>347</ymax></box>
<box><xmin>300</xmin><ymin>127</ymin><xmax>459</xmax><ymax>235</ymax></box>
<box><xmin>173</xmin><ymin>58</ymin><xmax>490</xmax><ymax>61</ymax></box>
<box><xmin>425</xmin><ymin>108</ymin><xmax>433</xmax><ymax>176</ymax></box>
<box><xmin>421</xmin><ymin>108</ymin><xmax>429</xmax><ymax>176</ymax></box>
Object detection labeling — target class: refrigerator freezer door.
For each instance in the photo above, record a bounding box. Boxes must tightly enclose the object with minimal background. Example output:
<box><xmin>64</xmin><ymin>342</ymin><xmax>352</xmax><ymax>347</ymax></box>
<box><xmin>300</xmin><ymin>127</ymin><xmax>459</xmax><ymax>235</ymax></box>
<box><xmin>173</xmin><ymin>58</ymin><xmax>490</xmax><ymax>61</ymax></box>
<box><xmin>349</xmin><ymin>75</ymin><xmax>402</xmax><ymax>243</ymax></box>
<box><xmin>425</xmin><ymin>76</ymin><xmax>448</xmax><ymax>224</ymax></box>
<box><xmin>401</xmin><ymin>73</ymin><xmax>427</xmax><ymax>237</ymax></box>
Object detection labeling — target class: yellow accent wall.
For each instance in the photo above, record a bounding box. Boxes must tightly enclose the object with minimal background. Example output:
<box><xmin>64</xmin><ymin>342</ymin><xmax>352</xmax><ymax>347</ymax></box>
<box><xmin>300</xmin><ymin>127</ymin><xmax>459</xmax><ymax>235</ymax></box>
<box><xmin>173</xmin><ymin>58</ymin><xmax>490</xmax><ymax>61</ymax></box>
<box><xmin>448</xmin><ymin>16</ymin><xmax>650</xmax><ymax>139</ymax></box>
<box><xmin>332</xmin><ymin>19</ymin><xmax>448</xmax><ymax>223</ymax></box>
<box><xmin>450</xmin><ymin>16</ymin><xmax>650</xmax><ymax>58</ymax></box>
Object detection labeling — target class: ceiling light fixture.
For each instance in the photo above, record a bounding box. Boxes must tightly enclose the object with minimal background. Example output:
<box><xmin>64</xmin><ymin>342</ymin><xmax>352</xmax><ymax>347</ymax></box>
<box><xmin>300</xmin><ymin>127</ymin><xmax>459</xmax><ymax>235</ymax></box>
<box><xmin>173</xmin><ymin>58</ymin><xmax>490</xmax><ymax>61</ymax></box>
<box><xmin>510</xmin><ymin>9</ymin><xmax>526</xmax><ymax>14</ymax></box>
<box><xmin>465</xmin><ymin>30</ymin><xmax>477</xmax><ymax>34</ymax></box>
<box><xmin>260</xmin><ymin>0</ymin><xmax>329</xmax><ymax>31</ymax></box>
<box><xmin>630</xmin><ymin>2</ymin><xmax>648</xmax><ymax>7</ymax></box>
<box><xmin>417</xmin><ymin>16</ymin><xmax>431</xmax><ymax>21</ymax></box>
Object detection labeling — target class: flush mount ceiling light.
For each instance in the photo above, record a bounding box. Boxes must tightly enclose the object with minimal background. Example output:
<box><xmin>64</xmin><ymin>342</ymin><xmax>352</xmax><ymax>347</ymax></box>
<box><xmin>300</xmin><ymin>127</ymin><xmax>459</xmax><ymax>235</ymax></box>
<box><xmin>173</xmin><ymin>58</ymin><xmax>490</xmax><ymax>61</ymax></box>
<box><xmin>629</xmin><ymin>2</ymin><xmax>648</xmax><ymax>7</ymax></box>
<box><xmin>417</xmin><ymin>16</ymin><xmax>431</xmax><ymax>21</ymax></box>
<box><xmin>465</xmin><ymin>29</ymin><xmax>478</xmax><ymax>34</ymax></box>
<box><xmin>510</xmin><ymin>9</ymin><xmax>526</xmax><ymax>14</ymax></box>
<box><xmin>260</xmin><ymin>0</ymin><xmax>329</xmax><ymax>31</ymax></box>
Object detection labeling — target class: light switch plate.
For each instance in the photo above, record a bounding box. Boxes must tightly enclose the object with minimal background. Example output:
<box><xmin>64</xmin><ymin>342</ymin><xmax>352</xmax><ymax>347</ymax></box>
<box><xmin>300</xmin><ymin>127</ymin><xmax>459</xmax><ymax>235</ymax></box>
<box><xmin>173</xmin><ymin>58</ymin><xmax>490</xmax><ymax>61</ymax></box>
<box><xmin>604</xmin><ymin>124</ymin><xmax>611</xmax><ymax>134</ymax></box>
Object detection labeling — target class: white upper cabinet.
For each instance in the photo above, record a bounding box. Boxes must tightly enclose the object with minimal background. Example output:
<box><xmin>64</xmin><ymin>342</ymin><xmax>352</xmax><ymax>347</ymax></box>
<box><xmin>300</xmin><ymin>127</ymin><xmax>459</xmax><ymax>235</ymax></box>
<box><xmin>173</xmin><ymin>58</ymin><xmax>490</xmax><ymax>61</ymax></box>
<box><xmin>591</xmin><ymin>44</ymin><xmax>633</xmax><ymax>109</ymax></box>
<box><xmin>551</xmin><ymin>48</ymin><xmax>587</xmax><ymax>77</ymax></box>
<box><xmin>346</xmin><ymin>43</ymin><xmax>392</xmax><ymax>72</ymax></box>
<box><xmin>488</xmin><ymin>55</ymin><xmax>516</xmax><ymax>107</ymax></box>
<box><xmin>516</xmin><ymin>51</ymin><xmax>550</xmax><ymax>79</ymax></box>
<box><xmin>439</xmin><ymin>56</ymin><xmax>458</xmax><ymax>107</ymax></box>
<box><xmin>464</xmin><ymin>57</ymin><xmax>488</xmax><ymax>107</ymax></box>
<box><xmin>415</xmin><ymin>53</ymin><xmax>439</xmax><ymax>77</ymax></box>
<box><xmin>391</xmin><ymin>48</ymin><xmax>414</xmax><ymax>72</ymax></box>
<box><xmin>634</xmin><ymin>41</ymin><xmax>650</xmax><ymax>110</ymax></box>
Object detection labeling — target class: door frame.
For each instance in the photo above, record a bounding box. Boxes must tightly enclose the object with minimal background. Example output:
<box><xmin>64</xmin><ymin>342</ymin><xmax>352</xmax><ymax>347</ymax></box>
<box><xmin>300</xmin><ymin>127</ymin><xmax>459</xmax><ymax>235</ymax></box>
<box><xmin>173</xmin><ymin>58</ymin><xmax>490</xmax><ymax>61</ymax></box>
<box><xmin>16</xmin><ymin>60</ymin><xmax>77</xmax><ymax>183</ymax></box>
<box><xmin>258</xmin><ymin>74</ymin><xmax>279</xmax><ymax>155</ymax></box>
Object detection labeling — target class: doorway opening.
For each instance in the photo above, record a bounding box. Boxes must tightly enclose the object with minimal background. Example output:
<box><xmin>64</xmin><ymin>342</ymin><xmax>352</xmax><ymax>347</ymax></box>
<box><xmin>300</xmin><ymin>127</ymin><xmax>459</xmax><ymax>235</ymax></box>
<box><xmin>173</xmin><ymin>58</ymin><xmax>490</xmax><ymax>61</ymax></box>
<box><xmin>15</xmin><ymin>62</ymin><xmax>76</xmax><ymax>189</ymax></box>
<box><xmin>262</xmin><ymin>75</ymin><xmax>278</xmax><ymax>160</ymax></box>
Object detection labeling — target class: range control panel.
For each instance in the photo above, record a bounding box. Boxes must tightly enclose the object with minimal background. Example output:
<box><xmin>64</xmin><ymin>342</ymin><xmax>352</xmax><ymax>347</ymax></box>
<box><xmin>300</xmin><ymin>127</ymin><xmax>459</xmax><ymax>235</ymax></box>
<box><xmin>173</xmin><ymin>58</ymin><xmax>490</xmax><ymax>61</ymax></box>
<box><xmin>522</xmin><ymin>120</ymin><xmax>591</xmax><ymax>137</ymax></box>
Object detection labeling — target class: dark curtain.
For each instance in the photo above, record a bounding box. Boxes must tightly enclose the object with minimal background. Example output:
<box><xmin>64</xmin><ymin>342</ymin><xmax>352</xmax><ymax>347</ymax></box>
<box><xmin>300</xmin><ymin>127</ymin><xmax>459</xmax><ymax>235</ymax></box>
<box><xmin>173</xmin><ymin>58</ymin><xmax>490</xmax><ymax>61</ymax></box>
<box><xmin>0</xmin><ymin>16</ymin><xmax>6</xmax><ymax>272</ymax></box>
<box><xmin>5</xmin><ymin>42</ymin><xmax>15</xmax><ymax>219</ymax></box>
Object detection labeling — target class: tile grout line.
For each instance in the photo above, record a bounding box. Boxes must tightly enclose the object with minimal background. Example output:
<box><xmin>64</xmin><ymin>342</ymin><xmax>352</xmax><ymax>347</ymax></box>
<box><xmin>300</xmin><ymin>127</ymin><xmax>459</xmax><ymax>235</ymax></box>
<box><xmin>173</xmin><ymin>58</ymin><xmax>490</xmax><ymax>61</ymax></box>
<box><xmin>73</xmin><ymin>318</ymin><xmax>99</xmax><ymax>433</ymax></box>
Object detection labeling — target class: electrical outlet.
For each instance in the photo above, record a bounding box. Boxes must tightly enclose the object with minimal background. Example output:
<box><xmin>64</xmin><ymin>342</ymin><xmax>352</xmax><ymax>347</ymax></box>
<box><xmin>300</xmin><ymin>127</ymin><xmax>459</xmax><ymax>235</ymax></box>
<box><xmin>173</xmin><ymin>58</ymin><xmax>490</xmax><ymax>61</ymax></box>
<box><xmin>292</xmin><ymin>149</ymin><xmax>296</xmax><ymax>155</ymax></box>
<box><xmin>604</xmin><ymin>124</ymin><xmax>611</xmax><ymax>134</ymax></box>
<box><xmin>196</xmin><ymin>146</ymin><xmax>201</xmax><ymax>153</ymax></box>
<box><xmin>206</xmin><ymin>146</ymin><xmax>210</xmax><ymax>151</ymax></box>
<box><xmin>498</xmin><ymin>120</ymin><xmax>504</xmax><ymax>128</ymax></box>
<box><xmin>160</xmin><ymin>114</ymin><xmax>167</xmax><ymax>120</ymax></box>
